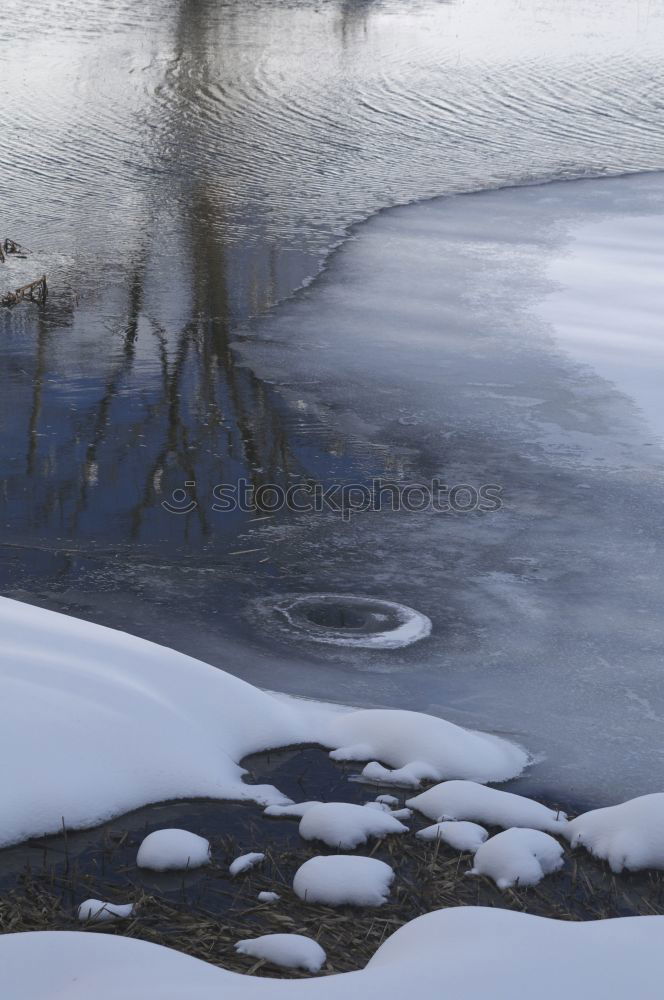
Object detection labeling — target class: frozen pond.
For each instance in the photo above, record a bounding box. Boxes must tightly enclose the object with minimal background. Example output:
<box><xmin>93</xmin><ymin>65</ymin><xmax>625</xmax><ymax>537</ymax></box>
<box><xmin>1</xmin><ymin>0</ymin><xmax>664</xmax><ymax>806</ymax></box>
<box><xmin>237</xmin><ymin>172</ymin><xmax>664</xmax><ymax>807</ymax></box>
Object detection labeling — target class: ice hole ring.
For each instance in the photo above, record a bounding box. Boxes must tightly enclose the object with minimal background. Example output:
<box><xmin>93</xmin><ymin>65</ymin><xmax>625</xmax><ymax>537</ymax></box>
<box><xmin>275</xmin><ymin>594</ymin><xmax>432</xmax><ymax>649</ymax></box>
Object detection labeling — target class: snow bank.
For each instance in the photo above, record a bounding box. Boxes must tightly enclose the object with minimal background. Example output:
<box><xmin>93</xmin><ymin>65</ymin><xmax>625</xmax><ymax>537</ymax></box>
<box><xmin>416</xmin><ymin>820</ymin><xmax>488</xmax><ymax>852</ymax></box>
<box><xmin>407</xmin><ymin>781</ymin><xmax>568</xmax><ymax>833</ymax></box>
<box><xmin>136</xmin><ymin>830</ymin><xmax>210</xmax><ymax>871</ymax></box>
<box><xmin>235</xmin><ymin>934</ymin><xmax>326</xmax><ymax>973</ymax></box>
<box><xmin>5</xmin><ymin>907</ymin><xmax>664</xmax><ymax>999</ymax></box>
<box><xmin>299</xmin><ymin>802</ymin><xmax>408</xmax><ymax>849</ymax></box>
<box><xmin>230</xmin><ymin>853</ymin><xmax>265</xmax><ymax>877</ymax></box>
<box><xmin>468</xmin><ymin>828</ymin><xmax>564</xmax><ymax>889</ymax></box>
<box><xmin>0</xmin><ymin>598</ymin><xmax>528</xmax><ymax>848</ymax></box>
<box><xmin>325</xmin><ymin>710</ymin><xmax>527</xmax><ymax>786</ymax></box>
<box><xmin>567</xmin><ymin>793</ymin><xmax>664</xmax><ymax>873</ymax></box>
<box><xmin>293</xmin><ymin>855</ymin><xmax>394</xmax><ymax>907</ymax></box>
<box><xmin>77</xmin><ymin>899</ymin><xmax>134</xmax><ymax>923</ymax></box>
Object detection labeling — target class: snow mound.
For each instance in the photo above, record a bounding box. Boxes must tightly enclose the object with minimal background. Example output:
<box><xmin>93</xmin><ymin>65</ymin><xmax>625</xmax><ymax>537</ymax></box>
<box><xmin>77</xmin><ymin>899</ymin><xmax>134</xmax><ymax>923</ymax></box>
<box><xmin>416</xmin><ymin>820</ymin><xmax>488</xmax><ymax>852</ymax></box>
<box><xmin>407</xmin><ymin>780</ymin><xmax>568</xmax><ymax>833</ymax></box>
<box><xmin>324</xmin><ymin>710</ymin><xmax>527</xmax><ymax>786</ymax></box>
<box><xmin>136</xmin><ymin>830</ymin><xmax>210</xmax><ymax>871</ymax></box>
<box><xmin>359</xmin><ymin>761</ymin><xmax>439</xmax><ymax>788</ymax></box>
<box><xmin>264</xmin><ymin>802</ymin><xmax>320</xmax><ymax>819</ymax></box>
<box><xmin>230</xmin><ymin>852</ymin><xmax>265</xmax><ymax>877</ymax></box>
<box><xmin>567</xmin><ymin>793</ymin><xmax>664</xmax><ymax>872</ymax></box>
<box><xmin>376</xmin><ymin>795</ymin><xmax>399</xmax><ymax>807</ymax></box>
<box><xmin>0</xmin><ymin>598</ymin><xmax>526</xmax><ymax>849</ymax></box>
<box><xmin>299</xmin><ymin>802</ymin><xmax>408</xmax><ymax>849</ymax></box>
<box><xmin>235</xmin><ymin>934</ymin><xmax>326</xmax><ymax>973</ymax></box>
<box><xmin>0</xmin><ymin>597</ymin><xmax>329</xmax><ymax>848</ymax></box>
<box><xmin>468</xmin><ymin>828</ymin><xmax>565</xmax><ymax>889</ymax></box>
<box><xmin>5</xmin><ymin>907</ymin><xmax>664</xmax><ymax>998</ymax></box>
<box><xmin>257</xmin><ymin>891</ymin><xmax>280</xmax><ymax>904</ymax></box>
<box><xmin>293</xmin><ymin>855</ymin><xmax>394</xmax><ymax>907</ymax></box>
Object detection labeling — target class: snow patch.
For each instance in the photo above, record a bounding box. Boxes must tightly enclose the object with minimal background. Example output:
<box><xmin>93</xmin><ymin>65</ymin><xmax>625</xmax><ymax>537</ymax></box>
<box><xmin>0</xmin><ymin>598</ymin><xmax>527</xmax><ymax>849</ymax></box>
<box><xmin>230</xmin><ymin>853</ymin><xmax>265</xmax><ymax>877</ymax></box>
<box><xmin>299</xmin><ymin>802</ymin><xmax>408</xmax><ymax>849</ymax></box>
<box><xmin>407</xmin><ymin>780</ymin><xmax>568</xmax><ymax>833</ymax></box>
<box><xmin>467</xmin><ymin>828</ymin><xmax>565</xmax><ymax>889</ymax></box>
<box><xmin>325</xmin><ymin>710</ymin><xmax>528</xmax><ymax>786</ymax></box>
<box><xmin>136</xmin><ymin>830</ymin><xmax>210</xmax><ymax>871</ymax></box>
<box><xmin>257</xmin><ymin>891</ymin><xmax>280</xmax><ymax>904</ymax></box>
<box><xmin>416</xmin><ymin>820</ymin><xmax>488</xmax><ymax>852</ymax></box>
<box><xmin>293</xmin><ymin>855</ymin><xmax>394</xmax><ymax>907</ymax></box>
<box><xmin>5</xmin><ymin>907</ymin><xmax>664</xmax><ymax>998</ymax></box>
<box><xmin>567</xmin><ymin>793</ymin><xmax>664</xmax><ymax>872</ymax></box>
<box><xmin>77</xmin><ymin>900</ymin><xmax>134</xmax><ymax>923</ymax></box>
<box><xmin>235</xmin><ymin>934</ymin><xmax>326</xmax><ymax>973</ymax></box>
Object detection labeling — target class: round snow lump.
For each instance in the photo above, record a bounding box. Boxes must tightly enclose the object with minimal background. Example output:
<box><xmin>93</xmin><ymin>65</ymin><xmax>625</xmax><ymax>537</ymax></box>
<box><xmin>299</xmin><ymin>801</ymin><xmax>408</xmax><ymax>849</ymax></box>
<box><xmin>293</xmin><ymin>855</ymin><xmax>394</xmax><ymax>907</ymax></box>
<box><xmin>235</xmin><ymin>934</ymin><xmax>326</xmax><ymax>973</ymax></box>
<box><xmin>136</xmin><ymin>829</ymin><xmax>211</xmax><ymax>871</ymax></box>
<box><xmin>467</xmin><ymin>828</ymin><xmax>564</xmax><ymax>889</ymax></box>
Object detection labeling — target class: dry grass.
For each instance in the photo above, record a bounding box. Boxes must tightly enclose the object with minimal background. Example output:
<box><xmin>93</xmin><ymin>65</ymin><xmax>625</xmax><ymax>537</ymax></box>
<box><xmin>2</xmin><ymin>822</ymin><xmax>663</xmax><ymax>977</ymax></box>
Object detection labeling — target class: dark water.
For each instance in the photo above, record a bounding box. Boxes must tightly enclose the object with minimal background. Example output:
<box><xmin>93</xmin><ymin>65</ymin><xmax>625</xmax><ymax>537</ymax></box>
<box><xmin>2</xmin><ymin>1</ymin><xmax>664</xmax><ymax>801</ymax></box>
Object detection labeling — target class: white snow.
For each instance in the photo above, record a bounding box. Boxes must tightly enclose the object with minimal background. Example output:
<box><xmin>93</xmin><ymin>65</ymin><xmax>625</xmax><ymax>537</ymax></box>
<box><xmin>364</xmin><ymin>802</ymin><xmax>412</xmax><ymax>820</ymax></box>
<box><xmin>375</xmin><ymin>795</ymin><xmax>399</xmax><ymax>807</ymax></box>
<box><xmin>299</xmin><ymin>802</ymin><xmax>408</xmax><ymax>849</ymax></box>
<box><xmin>136</xmin><ymin>830</ymin><xmax>210</xmax><ymax>871</ymax></box>
<box><xmin>407</xmin><ymin>781</ymin><xmax>568</xmax><ymax>834</ymax></box>
<box><xmin>264</xmin><ymin>802</ymin><xmax>321</xmax><ymax>819</ymax></box>
<box><xmin>0</xmin><ymin>597</ymin><xmax>527</xmax><ymax>849</ymax></box>
<box><xmin>293</xmin><ymin>855</ymin><xmax>394</xmax><ymax>907</ymax></box>
<box><xmin>257</xmin><ymin>891</ymin><xmax>280</xmax><ymax>904</ymax></box>
<box><xmin>77</xmin><ymin>899</ymin><xmax>134</xmax><ymax>923</ymax></box>
<box><xmin>235</xmin><ymin>934</ymin><xmax>326</xmax><ymax>973</ymax></box>
<box><xmin>416</xmin><ymin>820</ymin><xmax>488</xmax><ymax>852</ymax></box>
<box><xmin>359</xmin><ymin>761</ymin><xmax>439</xmax><ymax>788</ymax></box>
<box><xmin>5</xmin><ymin>906</ymin><xmax>664</xmax><ymax>998</ymax></box>
<box><xmin>567</xmin><ymin>793</ymin><xmax>664</xmax><ymax>873</ymax></box>
<box><xmin>467</xmin><ymin>828</ymin><xmax>565</xmax><ymax>889</ymax></box>
<box><xmin>325</xmin><ymin>710</ymin><xmax>528</xmax><ymax>786</ymax></box>
<box><xmin>230</xmin><ymin>852</ymin><xmax>265</xmax><ymax>877</ymax></box>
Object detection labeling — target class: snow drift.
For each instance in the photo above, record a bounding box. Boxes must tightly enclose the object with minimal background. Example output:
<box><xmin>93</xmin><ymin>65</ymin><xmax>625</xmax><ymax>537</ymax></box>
<box><xmin>567</xmin><ymin>793</ymin><xmax>664</xmax><ymax>872</ymax></box>
<box><xmin>0</xmin><ymin>597</ymin><xmax>527</xmax><ymax>848</ymax></box>
<box><xmin>4</xmin><ymin>907</ymin><xmax>664</xmax><ymax>999</ymax></box>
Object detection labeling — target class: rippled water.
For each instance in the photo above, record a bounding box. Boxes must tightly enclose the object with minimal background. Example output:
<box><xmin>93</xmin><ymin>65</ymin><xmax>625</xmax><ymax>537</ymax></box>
<box><xmin>1</xmin><ymin>0</ymin><xmax>664</xmax><ymax>800</ymax></box>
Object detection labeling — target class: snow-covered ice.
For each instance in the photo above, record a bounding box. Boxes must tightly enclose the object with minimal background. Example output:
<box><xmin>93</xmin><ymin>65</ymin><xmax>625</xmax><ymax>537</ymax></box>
<box><xmin>468</xmin><ymin>828</ymin><xmax>565</xmax><ymax>889</ymax></box>
<box><xmin>5</xmin><ymin>906</ymin><xmax>664</xmax><ymax>998</ymax></box>
<box><xmin>407</xmin><ymin>781</ymin><xmax>568</xmax><ymax>833</ymax></box>
<box><xmin>293</xmin><ymin>856</ymin><xmax>394</xmax><ymax>907</ymax></box>
<box><xmin>230</xmin><ymin>853</ymin><xmax>265</xmax><ymax>877</ymax></box>
<box><xmin>0</xmin><ymin>597</ymin><xmax>527</xmax><ymax>848</ymax></box>
<box><xmin>567</xmin><ymin>793</ymin><xmax>664</xmax><ymax>873</ymax></box>
<box><xmin>77</xmin><ymin>899</ymin><xmax>134</xmax><ymax>923</ymax></box>
<box><xmin>257</xmin><ymin>891</ymin><xmax>280</xmax><ymax>904</ymax></box>
<box><xmin>136</xmin><ymin>830</ymin><xmax>211</xmax><ymax>871</ymax></box>
<box><xmin>235</xmin><ymin>934</ymin><xmax>326</xmax><ymax>973</ymax></box>
<box><xmin>416</xmin><ymin>820</ymin><xmax>488</xmax><ymax>852</ymax></box>
<box><xmin>299</xmin><ymin>802</ymin><xmax>408</xmax><ymax>849</ymax></box>
<box><xmin>325</xmin><ymin>710</ymin><xmax>528</xmax><ymax>786</ymax></box>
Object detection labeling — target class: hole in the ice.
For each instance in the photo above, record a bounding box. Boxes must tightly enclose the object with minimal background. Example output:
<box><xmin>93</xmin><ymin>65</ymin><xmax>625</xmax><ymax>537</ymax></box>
<box><xmin>272</xmin><ymin>594</ymin><xmax>432</xmax><ymax>649</ymax></box>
